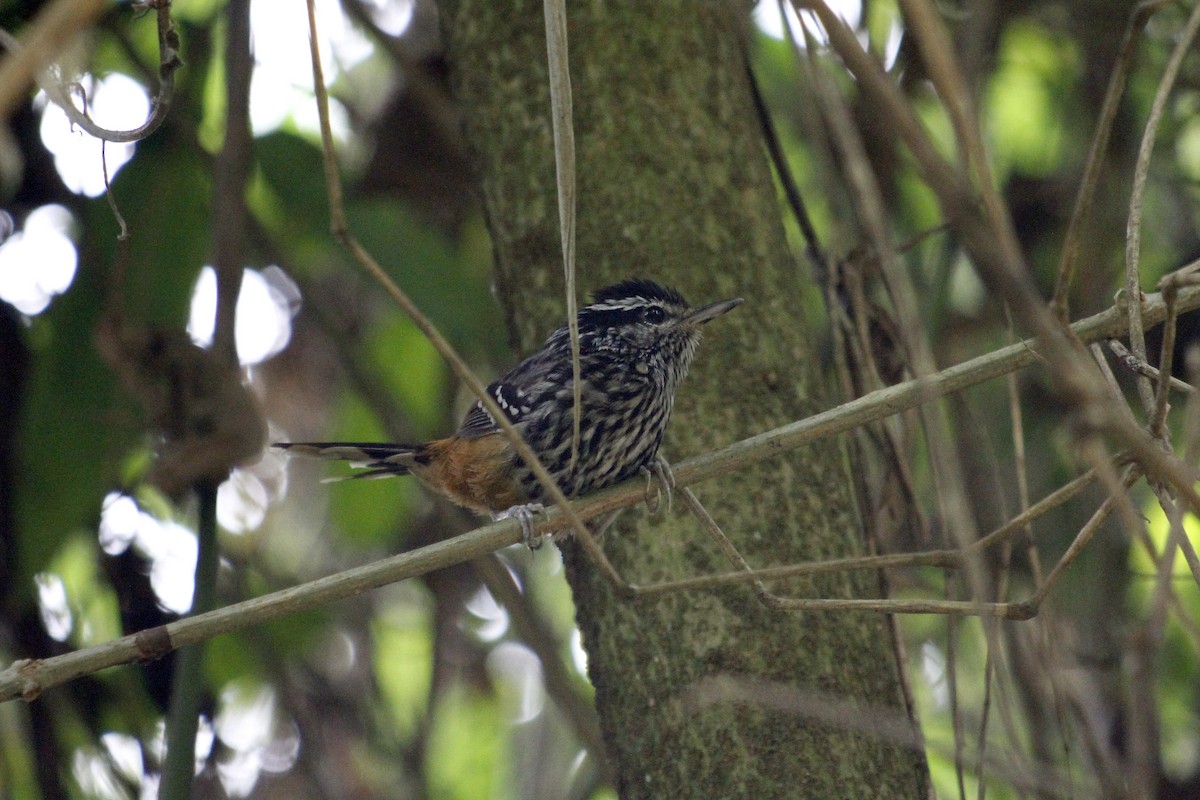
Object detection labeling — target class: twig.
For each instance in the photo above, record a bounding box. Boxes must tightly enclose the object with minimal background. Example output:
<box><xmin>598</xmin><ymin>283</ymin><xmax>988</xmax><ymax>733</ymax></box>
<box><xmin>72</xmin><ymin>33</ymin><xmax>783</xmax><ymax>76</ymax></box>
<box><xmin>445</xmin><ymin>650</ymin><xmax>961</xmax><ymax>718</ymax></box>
<box><xmin>642</xmin><ymin>461</ymin><xmax>1103</xmax><ymax>619</ymax></box>
<box><xmin>1183</xmin><ymin>341</ymin><xmax>1200</xmax><ymax>465</ymax></box>
<box><xmin>100</xmin><ymin>140</ymin><xmax>129</xmax><ymax>240</ymax></box>
<box><xmin>676</xmin><ymin>487</ymin><xmax>776</xmax><ymax>607</ymax></box>
<box><xmin>1127</xmin><ymin>482</ymin><xmax>1190</xmax><ymax>797</ymax></box>
<box><xmin>800</xmin><ymin>5</ymin><xmax>1200</xmax><ymax>551</ymax></box>
<box><xmin>796</xmin><ymin>1</ymin><xmax>1087</xmax><ymax>418</ymax></box>
<box><xmin>1152</xmin><ymin>264</ymin><xmax>1200</xmax><ymax>441</ymax></box>
<box><xmin>210</xmin><ymin>0</ymin><xmax>252</xmax><ymax>370</ymax></box>
<box><xmin>749</xmin><ymin>8</ymin><xmax>826</xmax><ymax>272</ymax></box>
<box><xmin>1011</xmin><ymin>310</ymin><xmax>1075</xmax><ymax>795</ymax></box>
<box><xmin>0</xmin><ymin>0</ymin><xmax>106</xmax><ymax>121</ymax></box>
<box><xmin>338</xmin><ymin>0</ymin><xmax>465</xmax><ymax>160</ymax></box>
<box><xmin>1093</xmin><ymin>341</ymin><xmax>1124</xmax><ymax>397</ymax></box>
<box><xmin>946</xmin><ymin>575</ymin><xmax>966</xmax><ymax>800</ymax></box>
<box><xmin>0</xmin><ymin>2</ymin><xmax>181</xmax><ymax>143</ymax></box>
<box><xmin>1027</xmin><ymin>459</ymin><xmax>1140</xmax><ymax>616</ymax></box>
<box><xmin>1107</xmin><ymin>340</ymin><xmax>1195</xmax><ymax>396</ymax></box>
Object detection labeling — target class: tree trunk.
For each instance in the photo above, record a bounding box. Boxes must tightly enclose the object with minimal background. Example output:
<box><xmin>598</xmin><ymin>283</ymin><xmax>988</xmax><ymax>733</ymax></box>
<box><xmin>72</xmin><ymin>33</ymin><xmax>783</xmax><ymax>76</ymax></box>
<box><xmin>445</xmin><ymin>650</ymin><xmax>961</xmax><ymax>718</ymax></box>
<box><xmin>440</xmin><ymin>2</ymin><xmax>930</xmax><ymax>796</ymax></box>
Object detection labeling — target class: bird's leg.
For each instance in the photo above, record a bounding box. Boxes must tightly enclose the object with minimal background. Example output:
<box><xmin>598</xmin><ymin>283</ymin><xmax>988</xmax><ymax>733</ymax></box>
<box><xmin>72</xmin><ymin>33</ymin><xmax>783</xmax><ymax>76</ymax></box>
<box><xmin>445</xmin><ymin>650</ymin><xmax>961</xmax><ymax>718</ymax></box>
<box><xmin>640</xmin><ymin>454</ymin><xmax>676</xmax><ymax>516</ymax></box>
<box><xmin>492</xmin><ymin>503</ymin><xmax>547</xmax><ymax>550</ymax></box>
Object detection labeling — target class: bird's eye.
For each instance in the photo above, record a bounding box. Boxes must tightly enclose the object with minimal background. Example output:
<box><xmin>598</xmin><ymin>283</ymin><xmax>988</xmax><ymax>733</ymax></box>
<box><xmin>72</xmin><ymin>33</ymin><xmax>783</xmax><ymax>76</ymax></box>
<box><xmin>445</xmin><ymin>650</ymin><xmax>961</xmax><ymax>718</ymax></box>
<box><xmin>643</xmin><ymin>306</ymin><xmax>666</xmax><ymax>324</ymax></box>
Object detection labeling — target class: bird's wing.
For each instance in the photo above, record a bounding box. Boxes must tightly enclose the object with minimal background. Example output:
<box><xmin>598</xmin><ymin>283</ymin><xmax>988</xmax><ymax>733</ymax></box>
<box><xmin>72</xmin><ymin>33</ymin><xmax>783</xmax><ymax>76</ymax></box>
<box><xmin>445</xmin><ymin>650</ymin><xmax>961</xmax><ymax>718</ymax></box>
<box><xmin>457</xmin><ymin>379</ymin><xmax>536</xmax><ymax>439</ymax></box>
<box><xmin>456</xmin><ymin>338</ymin><xmax>568</xmax><ymax>440</ymax></box>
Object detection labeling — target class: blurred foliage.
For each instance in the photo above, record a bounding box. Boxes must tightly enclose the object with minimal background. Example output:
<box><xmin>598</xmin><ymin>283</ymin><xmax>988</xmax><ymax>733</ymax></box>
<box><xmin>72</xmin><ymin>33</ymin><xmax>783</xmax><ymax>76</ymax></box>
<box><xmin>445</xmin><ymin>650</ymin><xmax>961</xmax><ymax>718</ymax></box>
<box><xmin>984</xmin><ymin>20</ymin><xmax>1081</xmax><ymax>180</ymax></box>
<box><xmin>2</xmin><ymin>0</ymin><xmax>1200</xmax><ymax>798</ymax></box>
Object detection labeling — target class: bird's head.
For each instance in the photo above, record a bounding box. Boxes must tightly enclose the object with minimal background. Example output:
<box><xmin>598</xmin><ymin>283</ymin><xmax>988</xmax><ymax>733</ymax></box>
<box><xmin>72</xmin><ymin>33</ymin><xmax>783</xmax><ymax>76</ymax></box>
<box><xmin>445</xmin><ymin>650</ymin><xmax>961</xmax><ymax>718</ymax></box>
<box><xmin>577</xmin><ymin>278</ymin><xmax>742</xmax><ymax>377</ymax></box>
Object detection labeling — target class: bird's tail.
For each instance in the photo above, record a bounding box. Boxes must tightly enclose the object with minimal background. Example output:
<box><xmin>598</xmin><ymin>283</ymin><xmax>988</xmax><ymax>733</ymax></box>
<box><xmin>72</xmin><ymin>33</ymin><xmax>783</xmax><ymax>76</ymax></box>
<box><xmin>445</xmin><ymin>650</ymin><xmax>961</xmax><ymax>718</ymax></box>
<box><xmin>274</xmin><ymin>442</ymin><xmax>425</xmax><ymax>480</ymax></box>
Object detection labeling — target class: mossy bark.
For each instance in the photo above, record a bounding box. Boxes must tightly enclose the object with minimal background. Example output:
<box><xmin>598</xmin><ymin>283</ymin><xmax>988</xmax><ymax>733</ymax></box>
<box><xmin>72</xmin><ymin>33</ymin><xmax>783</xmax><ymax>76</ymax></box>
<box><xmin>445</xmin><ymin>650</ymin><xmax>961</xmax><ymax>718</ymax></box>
<box><xmin>441</xmin><ymin>2</ymin><xmax>930</xmax><ymax>796</ymax></box>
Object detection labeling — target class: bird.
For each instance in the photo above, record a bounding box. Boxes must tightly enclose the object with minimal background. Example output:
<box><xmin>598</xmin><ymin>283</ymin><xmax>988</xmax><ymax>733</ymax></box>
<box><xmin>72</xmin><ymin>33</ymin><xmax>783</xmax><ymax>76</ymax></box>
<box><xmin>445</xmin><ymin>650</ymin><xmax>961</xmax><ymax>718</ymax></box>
<box><xmin>275</xmin><ymin>278</ymin><xmax>742</xmax><ymax>544</ymax></box>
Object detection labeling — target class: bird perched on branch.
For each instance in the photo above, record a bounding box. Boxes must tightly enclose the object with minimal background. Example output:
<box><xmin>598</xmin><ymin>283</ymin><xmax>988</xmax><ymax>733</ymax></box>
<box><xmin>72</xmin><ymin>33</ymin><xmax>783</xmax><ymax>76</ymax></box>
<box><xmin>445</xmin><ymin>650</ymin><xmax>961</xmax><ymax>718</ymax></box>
<box><xmin>276</xmin><ymin>278</ymin><xmax>741</xmax><ymax>545</ymax></box>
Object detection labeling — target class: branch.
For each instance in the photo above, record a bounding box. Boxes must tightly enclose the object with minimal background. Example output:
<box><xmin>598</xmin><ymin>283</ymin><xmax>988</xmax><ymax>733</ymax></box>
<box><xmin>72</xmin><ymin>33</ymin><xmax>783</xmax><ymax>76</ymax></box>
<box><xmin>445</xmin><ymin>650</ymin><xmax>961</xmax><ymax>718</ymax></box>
<box><xmin>3</xmin><ymin>282</ymin><xmax>1200</xmax><ymax>704</ymax></box>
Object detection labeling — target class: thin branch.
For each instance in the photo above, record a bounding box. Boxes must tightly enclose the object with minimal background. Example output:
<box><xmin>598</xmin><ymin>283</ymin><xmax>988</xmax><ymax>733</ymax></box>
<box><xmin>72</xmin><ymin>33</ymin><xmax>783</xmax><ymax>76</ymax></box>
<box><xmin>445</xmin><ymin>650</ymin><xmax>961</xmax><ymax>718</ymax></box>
<box><xmin>1127</xmin><ymin>482</ymin><xmax>1190</xmax><ymax>797</ymax></box>
<box><xmin>210</xmin><ymin>0</ymin><xmax>252</xmax><ymax>371</ymax></box>
<box><xmin>1030</xmin><ymin>462</ymin><xmax>1140</xmax><ymax>617</ymax></box>
<box><xmin>947</xmin><ymin>575</ymin><xmax>966</xmax><ymax>800</ymax></box>
<box><xmin>803</xmin><ymin>5</ymin><xmax>988</xmax><ymax>607</ymax></box>
<box><xmin>100</xmin><ymin>141</ymin><xmax>130</xmax><ymax>240</ymax></box>
<box><xmin>338</xmin><ymin>0</ymin><xmax>465</xmax><ymax>159</ymax></box>
<box><xmin>804</xmin><ymin>13</ymin><xmax>995</xmax><ymax>626</ymax></box>
<box><xmin>1153</xmin><ymin>293</ymin><xmax>1183</xmax><ymax>438</ymax></box>
<box><xmin>752</xmin><ymin>7</ymin><xmax>827</xmax><ymax>271</ymax></box>
<box><xmin>645</xmin><ymin>459</ymin><xmax>1105</xmax><ymax>620</ymax></box>
<box><xmin>897</xmin><ymin>0</ymin><xmax>1015</xmax><ymax>270</ymax></box>
<box><xmin>1122</xmin><ymin>0</ymin><xmax>1200</xmax><ymax>417</ymax></box>
<box><xmin>801</xmin><ymin>4</ymin><xmax>1200</xmax><ymax>560</ymax></box>
<box><xmin>1052</xmin><ymin>0</ymin><xmax>1175</xmax><ymax>319</ymax></box>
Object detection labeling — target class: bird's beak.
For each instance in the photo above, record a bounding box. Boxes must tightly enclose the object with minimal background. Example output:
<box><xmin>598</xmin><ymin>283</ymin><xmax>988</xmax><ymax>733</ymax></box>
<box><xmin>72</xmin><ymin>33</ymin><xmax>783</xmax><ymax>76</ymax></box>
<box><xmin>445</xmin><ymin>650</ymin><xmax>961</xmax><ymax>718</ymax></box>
<box><xmin>683</xmin><ymin>296</ymin><xmax>743</xmax><ymax>326</ymax></box>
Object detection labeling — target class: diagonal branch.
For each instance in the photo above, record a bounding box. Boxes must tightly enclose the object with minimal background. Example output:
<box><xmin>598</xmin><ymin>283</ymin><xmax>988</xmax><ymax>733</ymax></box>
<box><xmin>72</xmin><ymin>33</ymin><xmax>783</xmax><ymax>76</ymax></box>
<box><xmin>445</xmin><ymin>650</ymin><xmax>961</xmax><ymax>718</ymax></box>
<box><xmin>303</xmin><ymin>0</ymin><xmax>629</xmax><ymax>591</ymax></box>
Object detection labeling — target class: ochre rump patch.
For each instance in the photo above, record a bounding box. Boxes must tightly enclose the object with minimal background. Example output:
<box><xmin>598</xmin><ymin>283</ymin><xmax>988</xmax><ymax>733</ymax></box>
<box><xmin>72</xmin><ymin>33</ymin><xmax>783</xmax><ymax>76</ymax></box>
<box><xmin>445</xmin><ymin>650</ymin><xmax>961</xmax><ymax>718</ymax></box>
<box><xmin>412</xmin><ymin>435</ymin><xmax>526</xmax><ymax>514</ymax></box>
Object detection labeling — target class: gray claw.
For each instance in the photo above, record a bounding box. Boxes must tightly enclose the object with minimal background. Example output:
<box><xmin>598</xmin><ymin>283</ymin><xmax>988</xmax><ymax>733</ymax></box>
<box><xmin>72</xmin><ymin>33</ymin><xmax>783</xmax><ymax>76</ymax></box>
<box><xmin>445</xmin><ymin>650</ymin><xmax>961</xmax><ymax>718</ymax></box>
<box><xmin>641</xmin><ymin>455</ymin><xmax>675</xmax><ymax>516</ymax></box>
<box><xmin>493</xmin><ymin>503</ymin><xmax>547</xmax><ymax>550</ymax></box>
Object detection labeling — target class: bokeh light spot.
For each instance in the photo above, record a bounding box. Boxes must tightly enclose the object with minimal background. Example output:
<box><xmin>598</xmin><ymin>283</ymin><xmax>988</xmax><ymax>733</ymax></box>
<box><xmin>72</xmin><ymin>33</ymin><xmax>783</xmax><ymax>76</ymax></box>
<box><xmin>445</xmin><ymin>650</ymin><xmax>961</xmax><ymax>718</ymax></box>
<box><xmin>0</xmin><ymin>204</ymin><xmax>78</xmax><ymax>316</ymax></box>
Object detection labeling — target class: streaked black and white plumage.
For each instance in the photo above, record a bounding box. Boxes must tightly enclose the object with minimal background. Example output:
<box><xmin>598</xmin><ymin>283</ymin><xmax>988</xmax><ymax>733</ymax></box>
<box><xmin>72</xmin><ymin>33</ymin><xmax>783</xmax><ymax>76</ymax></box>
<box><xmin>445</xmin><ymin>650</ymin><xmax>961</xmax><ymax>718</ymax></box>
<box><xmin>276</xmin><ymin>279</ymin><xmax>742</xmax><ymax>517</ymax></box>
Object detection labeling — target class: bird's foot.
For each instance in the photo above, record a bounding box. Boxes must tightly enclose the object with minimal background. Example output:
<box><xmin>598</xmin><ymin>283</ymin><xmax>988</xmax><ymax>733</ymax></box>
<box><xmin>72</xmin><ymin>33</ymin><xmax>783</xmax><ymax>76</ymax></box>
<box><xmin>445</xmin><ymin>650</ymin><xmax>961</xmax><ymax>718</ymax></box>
<box><xmin>493</xmin><ymin>503</ymin><xmax>547</xmax><ymax>550</ymax></box>
<box><xmin>641</xmin><ymin>455</ymin><xmax>676</xmax><ymax>516</ymax></box>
